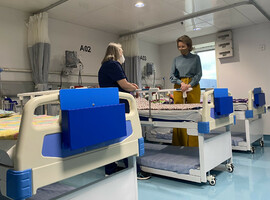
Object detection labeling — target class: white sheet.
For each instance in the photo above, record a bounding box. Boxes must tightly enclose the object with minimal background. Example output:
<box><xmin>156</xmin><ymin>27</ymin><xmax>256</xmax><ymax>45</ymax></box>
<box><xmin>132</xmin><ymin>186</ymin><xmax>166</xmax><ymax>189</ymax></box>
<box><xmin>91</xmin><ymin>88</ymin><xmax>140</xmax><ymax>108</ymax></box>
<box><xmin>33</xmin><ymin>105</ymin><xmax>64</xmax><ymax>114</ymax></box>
<box><xmin>233</xmin><ymin>103</ymin><xmax>248</xmax><ymax>111</ymax></box>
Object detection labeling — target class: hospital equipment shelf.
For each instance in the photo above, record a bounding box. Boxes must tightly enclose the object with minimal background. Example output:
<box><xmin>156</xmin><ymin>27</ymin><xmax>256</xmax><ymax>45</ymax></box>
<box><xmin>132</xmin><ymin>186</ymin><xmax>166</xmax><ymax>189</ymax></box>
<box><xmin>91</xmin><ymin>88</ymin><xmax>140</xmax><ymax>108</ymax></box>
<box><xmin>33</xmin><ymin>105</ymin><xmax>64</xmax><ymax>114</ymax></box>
<box><xmin>0</xmin><ymin>88</ymin><xmax>143</xmax><ymax>200</ymax></box>
<box><xmin>232</xmin><ymin>87</ymin><xmax>266</xmax><ymax>153</ymax></box>
<box><xmin>136</xmin><ymin>88</ymin><xmax>235</xmax><ymax>186</ymax></box>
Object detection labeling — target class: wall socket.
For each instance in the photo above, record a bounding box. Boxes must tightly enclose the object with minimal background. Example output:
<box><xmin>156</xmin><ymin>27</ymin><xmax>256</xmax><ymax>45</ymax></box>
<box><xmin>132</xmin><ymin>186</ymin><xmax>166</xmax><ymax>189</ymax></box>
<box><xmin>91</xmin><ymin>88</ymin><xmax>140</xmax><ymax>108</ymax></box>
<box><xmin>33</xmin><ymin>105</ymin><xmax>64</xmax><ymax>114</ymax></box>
<box><xmin>259</xmin><ymin>44</ymin><xmax>265</xmax><ymax>51</ymax></box>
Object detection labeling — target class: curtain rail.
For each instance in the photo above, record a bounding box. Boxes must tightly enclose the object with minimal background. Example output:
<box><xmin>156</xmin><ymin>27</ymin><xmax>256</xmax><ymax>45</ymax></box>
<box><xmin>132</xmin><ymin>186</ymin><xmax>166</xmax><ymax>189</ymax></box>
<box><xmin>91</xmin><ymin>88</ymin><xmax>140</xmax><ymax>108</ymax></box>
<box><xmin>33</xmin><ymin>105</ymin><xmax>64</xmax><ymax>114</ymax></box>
<box><xmin>0</xmin><ymin>68</ymin><xmax>97</xmax><ymax>77</ymax></box>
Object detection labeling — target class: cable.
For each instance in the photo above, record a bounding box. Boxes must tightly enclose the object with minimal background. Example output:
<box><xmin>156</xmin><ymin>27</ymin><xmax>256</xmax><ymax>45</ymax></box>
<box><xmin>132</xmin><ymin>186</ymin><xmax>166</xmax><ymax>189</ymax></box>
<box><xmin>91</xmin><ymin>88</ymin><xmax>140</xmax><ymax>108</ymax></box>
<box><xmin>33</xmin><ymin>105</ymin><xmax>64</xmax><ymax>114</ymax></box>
<box><xmin>78</xmin><ymin>69</ymin><xmax>82</xmax><ymax>86</ymax></box>
<box><xmin>59</xmin><ymin>70</ymin><xmax>63</xmax><ymax>89</ymax></box>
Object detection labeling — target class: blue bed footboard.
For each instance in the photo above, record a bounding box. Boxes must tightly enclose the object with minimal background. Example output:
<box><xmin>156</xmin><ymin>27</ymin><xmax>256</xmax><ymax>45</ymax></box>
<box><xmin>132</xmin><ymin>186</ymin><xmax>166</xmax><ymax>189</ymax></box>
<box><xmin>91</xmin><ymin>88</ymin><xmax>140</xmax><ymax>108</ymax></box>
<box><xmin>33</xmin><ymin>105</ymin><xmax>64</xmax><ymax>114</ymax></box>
<box><xmin>60</xmin><ymin>88</ymin><xmax>127</xmax><ymax>150</ymax></box>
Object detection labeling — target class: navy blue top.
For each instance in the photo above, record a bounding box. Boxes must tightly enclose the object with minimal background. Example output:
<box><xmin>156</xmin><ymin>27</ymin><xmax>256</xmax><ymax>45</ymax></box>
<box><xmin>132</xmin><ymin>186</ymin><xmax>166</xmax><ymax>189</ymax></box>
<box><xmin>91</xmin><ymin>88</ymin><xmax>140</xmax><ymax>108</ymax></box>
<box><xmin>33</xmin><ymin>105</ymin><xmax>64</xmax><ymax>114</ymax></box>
<box><xmin>98</xmin><ymin>60</ymin><xmax>128</xmax><ymax>93</ymax></box>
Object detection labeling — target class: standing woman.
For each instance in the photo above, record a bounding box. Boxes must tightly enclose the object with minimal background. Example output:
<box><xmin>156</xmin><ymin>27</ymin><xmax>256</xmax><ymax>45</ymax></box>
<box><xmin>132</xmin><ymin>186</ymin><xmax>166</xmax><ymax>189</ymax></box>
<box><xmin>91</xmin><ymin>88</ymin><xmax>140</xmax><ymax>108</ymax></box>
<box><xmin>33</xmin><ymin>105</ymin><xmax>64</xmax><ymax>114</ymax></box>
<box><xmin>170</xmin><ymin>35</ymin><xmax>202</xmax><ymax>147</ymax></box>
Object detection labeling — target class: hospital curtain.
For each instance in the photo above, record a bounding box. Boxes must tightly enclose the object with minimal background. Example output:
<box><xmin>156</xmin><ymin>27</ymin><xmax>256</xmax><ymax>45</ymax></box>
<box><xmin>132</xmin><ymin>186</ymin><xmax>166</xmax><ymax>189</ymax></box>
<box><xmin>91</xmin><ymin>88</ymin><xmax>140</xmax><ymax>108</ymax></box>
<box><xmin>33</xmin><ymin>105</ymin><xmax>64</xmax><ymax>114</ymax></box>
<box><xmin>27</xmin><ymin>12</ymin><xmax>50</xmax><ymax>114</ymax></box>
<box><xmin>119</xmin><ymin>34</ymin><xmax>142</xmax><ymax>88</ymax></box>
<box><xmin>28</xmin><ymin>12</ymin><xmax>50</xmax><ymax>92</ymax></box>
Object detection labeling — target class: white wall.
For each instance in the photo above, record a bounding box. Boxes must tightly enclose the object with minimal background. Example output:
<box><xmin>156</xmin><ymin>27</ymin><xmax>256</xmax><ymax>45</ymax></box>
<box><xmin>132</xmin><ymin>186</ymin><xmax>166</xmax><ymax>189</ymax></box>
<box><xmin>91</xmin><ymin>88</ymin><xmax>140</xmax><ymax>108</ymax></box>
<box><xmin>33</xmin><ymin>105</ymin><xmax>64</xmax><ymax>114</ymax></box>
<box><xmin>49</xmin><ymin>18</ymin><xmax>118</xmax><ymax>84</ymax></box>
<box><xmin>217</xmin><ymin>22</ymin><xmax>270</xmax><ymax>135</ymax></box>
<box><xmin>159</xmin><ymin>42</ymin><xmax>179</xmax><ymax>89</ymax></box>
<box><xmin>0</xmin><ymin>6</ymin><xmax>118</xmax><ymax>87</ymax></box>
<box><xmin>138</xmin><ymin>40</ymin><xmax>162</xmax><ymax>88</ymax></box>
<box><xmin>0</xmin><ymin>6</ymin><xmax>31</xmax><ymax>81</ymax></box>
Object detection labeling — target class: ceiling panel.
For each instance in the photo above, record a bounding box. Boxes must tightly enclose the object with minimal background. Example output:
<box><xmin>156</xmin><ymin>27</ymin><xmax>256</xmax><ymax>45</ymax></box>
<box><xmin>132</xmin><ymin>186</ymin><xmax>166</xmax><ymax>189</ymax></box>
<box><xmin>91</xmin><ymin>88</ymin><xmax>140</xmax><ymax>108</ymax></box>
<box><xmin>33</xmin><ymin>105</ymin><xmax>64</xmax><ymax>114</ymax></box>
<box><xmin>0</xmin><ymin>0</ymin><xmax>269</xmax><ymax>44</ymax></box>
<box><xmin>198</xmin><ymin>8</ymin><xmax>253</xmax><ymax>29</ymax></box>
<box><xmin>163</xmin><ymin>0</ymin><xmax>227</xmax><ymax>13</ymax></box>
<box><xmin>235</xmin><ymin>5</ymin><xmax>269</xmax><ymax>24</ymax></box>
<box><xmin>252</xmin><ymin>0</ymin><xmax>270</xmax><ymax>16</ymax></box>
<box><xmin>0</xmin><ymin>0</ymin><xmax>59</xmax><ymax>13</ymax></box>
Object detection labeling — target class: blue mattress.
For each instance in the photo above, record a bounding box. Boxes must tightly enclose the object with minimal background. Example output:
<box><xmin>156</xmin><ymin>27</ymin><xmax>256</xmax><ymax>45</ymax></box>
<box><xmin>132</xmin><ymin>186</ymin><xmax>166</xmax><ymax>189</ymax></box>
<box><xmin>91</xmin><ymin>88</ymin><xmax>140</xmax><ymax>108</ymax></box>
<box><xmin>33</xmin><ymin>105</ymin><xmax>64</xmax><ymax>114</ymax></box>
<box><xmin>137</xmin><ymin>143</ymin><xmax>200</xmax><ymax>174</ymax></box>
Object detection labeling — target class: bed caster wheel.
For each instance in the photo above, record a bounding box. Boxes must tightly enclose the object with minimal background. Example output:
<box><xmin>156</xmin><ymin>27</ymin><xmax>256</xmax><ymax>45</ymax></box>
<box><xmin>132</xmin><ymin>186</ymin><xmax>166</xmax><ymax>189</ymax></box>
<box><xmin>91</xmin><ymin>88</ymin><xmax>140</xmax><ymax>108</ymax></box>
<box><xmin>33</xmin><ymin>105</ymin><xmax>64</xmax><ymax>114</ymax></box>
<box><xmin>260</xmin><ymin>140</ymin><xmax>264</xmax><ymax>147</ymax></box>
<box><xmin>226</xmin><ymin>164</ymin><xmax>234</xmax><ymax>173</ymax></box>
<box><xmin>250</xmin><ymin>146</ymin><xmax>255</xmax><ymax>154</ymax></box>
<box><xmin>207</xmin><ymin>175</ymin><xmax>216</xmax><ymax>186</ymax></box>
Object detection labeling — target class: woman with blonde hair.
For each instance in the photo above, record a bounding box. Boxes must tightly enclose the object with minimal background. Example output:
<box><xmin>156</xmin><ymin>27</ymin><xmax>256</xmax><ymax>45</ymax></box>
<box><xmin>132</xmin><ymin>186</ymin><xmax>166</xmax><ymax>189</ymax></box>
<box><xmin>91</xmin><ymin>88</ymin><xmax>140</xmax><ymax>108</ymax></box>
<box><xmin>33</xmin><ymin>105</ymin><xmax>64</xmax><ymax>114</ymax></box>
<box><xmin>98</xmin><ymin>42</ymin><xmax>150</xmax><ymax>179</ymax></box>
<box><xmin>99</xmin><ymin>42</ymin><xmax>138</xmax><ymax>93</ymax></box>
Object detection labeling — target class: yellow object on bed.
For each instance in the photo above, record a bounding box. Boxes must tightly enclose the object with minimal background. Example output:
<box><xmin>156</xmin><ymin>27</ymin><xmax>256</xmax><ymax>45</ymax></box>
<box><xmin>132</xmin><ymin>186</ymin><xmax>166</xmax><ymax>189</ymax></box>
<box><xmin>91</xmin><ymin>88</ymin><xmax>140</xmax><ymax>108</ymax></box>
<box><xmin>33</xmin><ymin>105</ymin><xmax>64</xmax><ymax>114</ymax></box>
<box><xmin>0</xmin><ymin>115</ymin><xmax>59</xmax><ymax>140</ymax></box>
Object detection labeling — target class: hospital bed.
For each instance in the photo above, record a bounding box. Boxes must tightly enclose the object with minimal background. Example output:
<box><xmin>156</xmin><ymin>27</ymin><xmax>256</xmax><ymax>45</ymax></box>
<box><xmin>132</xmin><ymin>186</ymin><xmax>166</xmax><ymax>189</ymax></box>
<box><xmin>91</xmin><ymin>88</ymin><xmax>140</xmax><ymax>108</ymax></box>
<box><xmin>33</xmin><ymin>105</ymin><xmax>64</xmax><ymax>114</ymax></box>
<box><xmin>231</xmin><ymin>87</ymin><xmax>266</xmax><ymax>153</ymax></box>
<box><xmin>0</xmin><ymin>88</ymin><xmax>143</xmax><ymax>200</ymax></box>
<box><xmin>136</xmin><ymin>88</ymin><xmax>235</xmax><ymax>186</ymax></box>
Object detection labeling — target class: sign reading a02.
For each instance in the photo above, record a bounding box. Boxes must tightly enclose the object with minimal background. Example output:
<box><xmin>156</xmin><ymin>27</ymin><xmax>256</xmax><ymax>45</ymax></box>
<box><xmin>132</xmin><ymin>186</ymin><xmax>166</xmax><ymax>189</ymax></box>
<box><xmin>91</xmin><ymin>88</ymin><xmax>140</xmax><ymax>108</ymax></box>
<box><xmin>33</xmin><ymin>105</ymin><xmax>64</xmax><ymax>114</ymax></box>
<box><xmin>80</xmin><ymin>45</ymin><xmax>91</xmax><ymax>53</ymax></box>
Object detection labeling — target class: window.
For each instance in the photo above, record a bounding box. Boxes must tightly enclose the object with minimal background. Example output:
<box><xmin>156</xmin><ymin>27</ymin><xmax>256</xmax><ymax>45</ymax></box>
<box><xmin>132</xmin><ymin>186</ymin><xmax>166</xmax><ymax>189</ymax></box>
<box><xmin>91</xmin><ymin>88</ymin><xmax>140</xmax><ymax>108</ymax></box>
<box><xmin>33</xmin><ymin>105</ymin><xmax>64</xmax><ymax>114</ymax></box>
<box><xmin>194</xmin><ymin>43</ymin><xmax>217</xmax><ymax>89</ymax></box>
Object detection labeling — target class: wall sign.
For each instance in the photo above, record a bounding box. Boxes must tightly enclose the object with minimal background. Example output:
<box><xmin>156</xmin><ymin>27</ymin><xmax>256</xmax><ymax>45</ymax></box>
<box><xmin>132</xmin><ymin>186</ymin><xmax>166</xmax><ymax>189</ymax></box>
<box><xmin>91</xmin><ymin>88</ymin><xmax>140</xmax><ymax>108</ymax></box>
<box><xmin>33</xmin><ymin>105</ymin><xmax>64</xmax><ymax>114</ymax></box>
<box><xmin>140</xmin><ymin>55</ymin><xmax>147</xmax><ymax>61</ymax></box>
<box><xmin>80</xmin><ymin>45</ymin><xmax>91</xmax><ymax>53</ymax></box>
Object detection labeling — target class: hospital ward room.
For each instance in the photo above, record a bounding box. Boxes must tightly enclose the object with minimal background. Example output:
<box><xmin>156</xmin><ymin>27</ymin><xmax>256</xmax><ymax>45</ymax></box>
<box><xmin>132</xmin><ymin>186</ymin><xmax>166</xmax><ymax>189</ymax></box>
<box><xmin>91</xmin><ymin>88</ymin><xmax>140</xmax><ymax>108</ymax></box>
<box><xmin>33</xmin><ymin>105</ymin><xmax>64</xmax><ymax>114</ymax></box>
<box><xmin>1</xmin><ymin>0</ymin><xmax>270</xmax><ymax>200</ymax></box>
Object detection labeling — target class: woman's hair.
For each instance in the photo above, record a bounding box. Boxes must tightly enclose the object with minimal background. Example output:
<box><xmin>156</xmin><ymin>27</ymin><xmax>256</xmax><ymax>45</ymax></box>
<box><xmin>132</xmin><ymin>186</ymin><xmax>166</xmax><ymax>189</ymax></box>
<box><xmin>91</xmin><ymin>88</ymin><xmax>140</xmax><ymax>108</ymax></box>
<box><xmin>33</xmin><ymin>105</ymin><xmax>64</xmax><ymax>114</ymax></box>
<box><xmin>101</xmin><ymin>42</ymin><xmax>122</xmax><ymax>64</ymax></box>
<box><xmin>176</xmin><ymin>35</ymin><xmax>193</xmax><ymax>51</ymax></box>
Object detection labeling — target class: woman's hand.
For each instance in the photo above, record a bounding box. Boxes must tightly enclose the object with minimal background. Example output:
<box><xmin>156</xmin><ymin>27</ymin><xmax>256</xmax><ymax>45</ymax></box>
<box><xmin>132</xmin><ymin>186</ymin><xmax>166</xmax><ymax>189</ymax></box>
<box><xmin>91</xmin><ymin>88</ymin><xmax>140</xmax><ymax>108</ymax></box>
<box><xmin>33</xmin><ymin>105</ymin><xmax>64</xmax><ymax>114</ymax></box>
<box><xmin>131</xmin><ymin>83</ymin><xmax>139</xmax><ymax>89</ymax></box>
<box><xmin>180</xmin><ymin>82</ymin><xmax>191</xmax><ymax>92</ymax></box>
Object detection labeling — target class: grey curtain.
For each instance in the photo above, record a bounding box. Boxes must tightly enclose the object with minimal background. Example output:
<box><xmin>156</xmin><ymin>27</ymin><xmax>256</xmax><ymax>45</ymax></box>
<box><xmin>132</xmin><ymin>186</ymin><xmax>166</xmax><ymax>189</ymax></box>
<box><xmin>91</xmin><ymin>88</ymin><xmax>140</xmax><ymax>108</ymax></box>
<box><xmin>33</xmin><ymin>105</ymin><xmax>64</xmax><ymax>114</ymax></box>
<box><xmin>122</xmin><ymin>56</ymin><xmax>141</xmax><ymax>88</ymax></box>
<box><xmin>28</xmin><ymin>42</ymin><xmax>51</xmax><ymax>91</ymax></box>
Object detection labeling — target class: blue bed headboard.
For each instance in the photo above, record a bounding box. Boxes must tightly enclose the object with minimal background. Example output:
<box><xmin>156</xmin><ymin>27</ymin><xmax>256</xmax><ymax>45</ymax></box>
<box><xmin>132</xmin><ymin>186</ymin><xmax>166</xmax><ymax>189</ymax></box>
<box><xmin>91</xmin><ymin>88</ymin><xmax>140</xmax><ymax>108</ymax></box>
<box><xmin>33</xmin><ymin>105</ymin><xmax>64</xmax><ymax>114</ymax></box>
<box><xmin>60</xmin><ymin>88</ymin><xmax>127</xmax><ymax>150</ymax></box>
<box><xmin>213</xmin><ymin>88</ymin><xmax>233</xmax><ymax>116</ymax></box>
<box><xmin>253</xmin><ymin>87</ymin><xmax>265</xmax><ymax>108</ymax></box>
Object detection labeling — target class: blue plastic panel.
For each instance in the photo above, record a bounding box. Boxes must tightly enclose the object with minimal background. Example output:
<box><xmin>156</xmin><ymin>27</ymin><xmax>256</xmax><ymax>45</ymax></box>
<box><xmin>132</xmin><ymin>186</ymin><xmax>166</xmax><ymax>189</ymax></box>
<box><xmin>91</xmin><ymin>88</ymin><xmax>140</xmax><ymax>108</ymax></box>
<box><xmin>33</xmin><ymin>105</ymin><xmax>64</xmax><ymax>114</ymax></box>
<box><xmin>214</xmin><ymin>96</ymin><xmax>233</xmax><ymax>116</ymax></box>
<box><xmin>253</xmin><ymin>87</ymin><xmax>262</xmax><ymax>94</ymax></box>
<box><xmin>7</xmin><ymin>169</ymin><xmax>32</xmax><ymax>200</ymax></box>
<box><xmin>60</xmin><ymin>88</ymin><xmax>119</xmax><ymax>110</ymax></box>
<box><xmin>62</xmin><ymin>104</ymin><xmax>127</xmax><ymax>150</ymax></box>
<box><xmin>198</xmin><ymin>122</ymin><xmax>210</xmax><ymax>134</ymax></box>
<box><xmin>42</xmin><ymin>120</ymin><xmax>133</xmax><ymax>157</ymax></box>
<box><xmin>214</xmin><ymin>88</ymin><xmax>228</xmax><ymax>98</ymax></box>
<box><xmin>254</xmin><ymin>93</ymin><xmax>265</xmax><ymax>108</ymax></box>
<box><xmin>138</xmin><ymin>137</ymin><xmax>145</xmax><ymax>156</ymax></box>
<box><xmin>245</xmin><ymin>110</ymin><xmax>253</xmax><ymax>118</ymax></box>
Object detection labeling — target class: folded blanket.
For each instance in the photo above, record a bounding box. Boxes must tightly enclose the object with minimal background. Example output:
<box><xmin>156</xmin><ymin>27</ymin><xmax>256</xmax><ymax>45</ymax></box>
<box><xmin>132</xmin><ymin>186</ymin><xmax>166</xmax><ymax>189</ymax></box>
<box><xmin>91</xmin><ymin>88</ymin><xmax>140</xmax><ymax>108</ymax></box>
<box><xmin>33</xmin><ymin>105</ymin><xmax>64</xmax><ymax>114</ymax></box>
<box><xmin>0</xmin><ymin>115</ymin><xmax>59</xmax><ymax>140</ymax></box>
<box><xmin>135</xmin><ymin>98</ymin><xmax>202</xmax><ymax>110</ymax></box>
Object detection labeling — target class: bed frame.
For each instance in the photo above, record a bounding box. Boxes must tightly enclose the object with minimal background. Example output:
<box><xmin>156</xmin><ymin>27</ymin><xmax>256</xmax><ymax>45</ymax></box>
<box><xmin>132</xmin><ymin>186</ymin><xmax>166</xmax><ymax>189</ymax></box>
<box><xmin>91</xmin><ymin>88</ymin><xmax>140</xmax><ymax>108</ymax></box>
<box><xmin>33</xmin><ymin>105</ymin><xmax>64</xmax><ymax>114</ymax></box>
<box><xmin>137</xmin><ymin>88</ymin><xmax>235</xmax><ymax>186</ymax></box>
<box><xmin>0</xmin><ymin>88</ymin><xmax>143</xmax><ymax>200</ymax></box>
<box><xmin>232</xmin><ymin>87</ymin><xmax>266</xmax><ymax>153</ymax></box>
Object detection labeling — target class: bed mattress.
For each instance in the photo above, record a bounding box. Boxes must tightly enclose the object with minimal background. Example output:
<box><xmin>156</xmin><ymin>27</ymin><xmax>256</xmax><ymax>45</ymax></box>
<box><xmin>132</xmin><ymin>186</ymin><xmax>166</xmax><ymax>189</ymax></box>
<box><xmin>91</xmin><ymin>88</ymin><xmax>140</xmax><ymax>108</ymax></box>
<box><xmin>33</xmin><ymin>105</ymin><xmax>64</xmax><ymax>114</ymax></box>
<box><xmin>137</xmin><ymin>143</ymin><xmax>200</xmax><ymax>174</ymax></box>
<box><xmin>139</xmin><ymin>110</ymin><xmax>202</xmax><ymax>122</ymax></box>
<box><xmin>0</xmin><ymin>115</ymin><xmax>59</xmax><ymax>166</ymax></box>
<box><xmin>233</xmin><ymin>103</ymin><xmax>248</xmax><ymax>111</ymax></box>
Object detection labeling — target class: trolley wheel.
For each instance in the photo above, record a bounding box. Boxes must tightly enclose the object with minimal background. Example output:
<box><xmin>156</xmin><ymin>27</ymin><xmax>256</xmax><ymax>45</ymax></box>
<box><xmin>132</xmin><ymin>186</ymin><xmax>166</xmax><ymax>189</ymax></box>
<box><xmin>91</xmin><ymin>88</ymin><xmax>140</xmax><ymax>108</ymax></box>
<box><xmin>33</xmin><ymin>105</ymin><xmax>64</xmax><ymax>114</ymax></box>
<box><xmin>207</xmin><ymin>175</ymin><xmax>216</xmax><ymax>186</ymax></box>
<box><xmin>227</xmin><ymin>165</ymin><xmax>234</xmax><ymax>173</ymax></box>
<box><xmin>250</xmin><ymin>146</ymin><xmax>255</xmax><ymax>154</ymax></box>
<box><xmin>209</xmin><ymin>178</ymin><xmax>216</xmax><ymax>186</ymax></box>
<box><xmin>260</xmin><ymin>140</ymin><xmax>264</xmax><ymax>147</ymax></box>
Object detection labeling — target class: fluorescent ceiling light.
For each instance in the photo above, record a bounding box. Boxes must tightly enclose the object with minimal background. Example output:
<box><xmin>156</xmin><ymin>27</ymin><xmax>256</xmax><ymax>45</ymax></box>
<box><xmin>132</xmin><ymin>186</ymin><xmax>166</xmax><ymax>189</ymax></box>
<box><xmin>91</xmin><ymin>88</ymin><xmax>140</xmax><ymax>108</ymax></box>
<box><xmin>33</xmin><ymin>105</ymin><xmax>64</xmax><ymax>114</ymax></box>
<box><xmin>135</xmin><ymin>2</ymin><xmax>145</xmax><ymax>7</ymax></box>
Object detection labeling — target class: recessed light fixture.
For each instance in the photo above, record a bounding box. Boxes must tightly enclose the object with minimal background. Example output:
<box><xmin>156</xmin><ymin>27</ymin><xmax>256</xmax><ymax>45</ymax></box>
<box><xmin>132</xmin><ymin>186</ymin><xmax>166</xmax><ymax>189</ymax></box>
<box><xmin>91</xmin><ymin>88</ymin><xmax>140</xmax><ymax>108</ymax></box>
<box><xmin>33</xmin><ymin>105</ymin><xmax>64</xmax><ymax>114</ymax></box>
<box><xmin>135</xmin><ymin>2</ymin><xmax>145</xmax><ymax>7</ymax></box>
<box><xmin>193</xmin><ymin>27</ymin><xmax>201</xmax><ymax>31</ymax></box>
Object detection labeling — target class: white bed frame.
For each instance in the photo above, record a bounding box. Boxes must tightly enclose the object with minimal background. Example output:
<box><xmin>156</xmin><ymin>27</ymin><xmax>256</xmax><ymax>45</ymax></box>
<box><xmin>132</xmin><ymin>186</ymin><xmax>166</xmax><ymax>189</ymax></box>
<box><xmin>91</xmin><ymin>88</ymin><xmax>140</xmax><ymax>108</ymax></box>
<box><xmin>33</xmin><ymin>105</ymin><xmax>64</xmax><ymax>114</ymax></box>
<box><xmin>0</xmin><ymin>89</ymin><xmax>142</xmax><ymax>200</ymax></box>
<box><xmin>232</xmin><ymin>88</ymin><xmax>266</xmax><ymax>153</ymax></box>
<box><xmin>137</xmin><ymin>89</ymin><xmax>234</xmax><ymax>186</ymax></box>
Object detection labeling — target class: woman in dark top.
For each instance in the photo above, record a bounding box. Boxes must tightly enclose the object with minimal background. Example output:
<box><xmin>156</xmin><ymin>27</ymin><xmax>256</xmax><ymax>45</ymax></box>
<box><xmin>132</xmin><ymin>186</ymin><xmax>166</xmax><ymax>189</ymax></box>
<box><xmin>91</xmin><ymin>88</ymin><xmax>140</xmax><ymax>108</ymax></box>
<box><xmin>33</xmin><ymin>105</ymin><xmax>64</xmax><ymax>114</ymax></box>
<box><xmin>98</xmin><ymin>42</ymin><xmax>138</xmax><ymax>93</ymax></box>
<box><xmin>98</xmin><ymin>43</ymin><xmax>150</xmax><ymax>180</ymax></box>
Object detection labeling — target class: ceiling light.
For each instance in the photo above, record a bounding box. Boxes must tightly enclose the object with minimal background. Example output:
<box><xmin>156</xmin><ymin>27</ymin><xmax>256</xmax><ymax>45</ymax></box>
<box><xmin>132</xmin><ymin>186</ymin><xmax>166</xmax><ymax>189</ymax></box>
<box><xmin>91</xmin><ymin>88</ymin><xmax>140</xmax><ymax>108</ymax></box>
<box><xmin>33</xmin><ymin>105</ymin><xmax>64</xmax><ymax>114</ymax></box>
<box><xmin>135</xmin><ymin>2</ymin><xmax>145</xmax><ymax>7</ymax></box>
<box><xmin>193</xmin><ymin>27</ymin><xmax>201</xmax><ymax>31</ymax></box>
